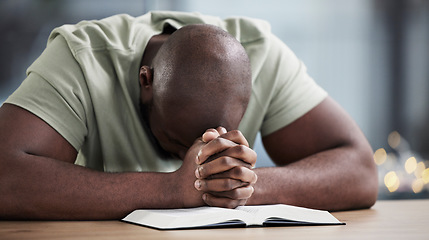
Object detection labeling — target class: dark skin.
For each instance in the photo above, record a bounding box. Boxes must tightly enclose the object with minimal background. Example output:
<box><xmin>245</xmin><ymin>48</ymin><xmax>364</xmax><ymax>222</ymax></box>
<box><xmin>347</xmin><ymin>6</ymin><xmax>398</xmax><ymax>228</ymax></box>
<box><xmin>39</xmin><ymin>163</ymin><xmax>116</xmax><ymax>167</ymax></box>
<box><xmin>139</xmin><ymin>25</ymin><xmax>256</xmax><ymax>207</ymax></box>
<box><xmin>0</xmin><ymin>25</ymin><xmax>378</xmax><ymax>220</ymax></box>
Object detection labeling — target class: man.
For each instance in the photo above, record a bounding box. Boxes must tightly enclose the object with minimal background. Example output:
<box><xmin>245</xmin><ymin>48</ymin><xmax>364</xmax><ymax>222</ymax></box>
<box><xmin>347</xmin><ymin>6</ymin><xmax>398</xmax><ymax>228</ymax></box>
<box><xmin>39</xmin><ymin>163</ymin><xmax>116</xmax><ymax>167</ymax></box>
<box><xmin>0</xmin><ymin>11</ymin><xmax>378</xmax><ymax>220</ymax></box>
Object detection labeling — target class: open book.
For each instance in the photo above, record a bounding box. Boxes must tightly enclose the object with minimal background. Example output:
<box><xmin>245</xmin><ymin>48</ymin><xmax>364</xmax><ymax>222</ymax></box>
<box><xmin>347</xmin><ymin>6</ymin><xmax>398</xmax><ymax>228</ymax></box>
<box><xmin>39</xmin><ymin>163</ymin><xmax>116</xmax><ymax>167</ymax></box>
<box><xmin>122</xmin><ymin>204</ymin><xmax>344</xmax><ymax>230</ymax></box>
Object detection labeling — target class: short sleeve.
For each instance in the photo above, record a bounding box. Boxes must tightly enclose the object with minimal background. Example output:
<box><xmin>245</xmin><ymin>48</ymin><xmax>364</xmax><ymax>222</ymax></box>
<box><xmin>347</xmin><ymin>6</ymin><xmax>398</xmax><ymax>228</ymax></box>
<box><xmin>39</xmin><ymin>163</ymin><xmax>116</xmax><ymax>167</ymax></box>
<box><xmin>5</xmin><ymin>35</ymin><xmax>91</xmax><ymax>150</ymax></box>
<box><xmin>259</xmin><ymin>34</ymin><xmax>328</xmax><ymax>136</ymax></box>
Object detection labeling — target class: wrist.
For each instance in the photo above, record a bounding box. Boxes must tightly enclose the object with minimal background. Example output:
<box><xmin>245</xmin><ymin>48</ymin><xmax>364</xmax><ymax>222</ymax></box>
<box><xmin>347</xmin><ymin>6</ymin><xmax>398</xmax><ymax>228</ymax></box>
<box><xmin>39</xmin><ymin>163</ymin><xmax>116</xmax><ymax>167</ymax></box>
<box><xmin>172</xmin><ymin>165</ymin><xmax>205</xmax><ymax>208</ymax></box>
<box><xmin>168</xmin><ymin>169</ymin><xmax>186</xmax><ymax>208</ymax></box>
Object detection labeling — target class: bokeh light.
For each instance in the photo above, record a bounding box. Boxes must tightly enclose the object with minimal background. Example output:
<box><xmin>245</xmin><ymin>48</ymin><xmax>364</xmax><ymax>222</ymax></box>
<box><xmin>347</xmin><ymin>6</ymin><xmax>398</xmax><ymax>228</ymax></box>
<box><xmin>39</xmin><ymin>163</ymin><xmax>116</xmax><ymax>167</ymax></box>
<box><xmin>375</xmin><ymin>131</ymin><xmax>429</xmax><ymax>197</ymax></box>
<box><xmin>412</xmin><ymin>179</ymin><xmax>424</xmax><ymax>194</ymax></box>
<box><xmin>404</xmin><ymin>157</ymin><xmax>417</xmax><ymax>174</ymax></box>
<box><xmin>387</xmin><ymin>131</ymin><xmax>401</xmax><ymax>149</ymax></box>
<box><xmin>384</xmin><ymin>171</ymin><xmax>400</xmax><ymax>192</ymax></box>
<box><xmin>374</xmin><ymin>148</ymin><xmax>387</xmax><ymax>165</ymax></box>
<box><xmin>422</xmin><ymin>169</ymin><xmax>429</xmax><ymax>184</ymax></box>
<box><xmin>414</xmin><ymin>162</ymin><xmax>426</xmax><ymax>179</ymax></box>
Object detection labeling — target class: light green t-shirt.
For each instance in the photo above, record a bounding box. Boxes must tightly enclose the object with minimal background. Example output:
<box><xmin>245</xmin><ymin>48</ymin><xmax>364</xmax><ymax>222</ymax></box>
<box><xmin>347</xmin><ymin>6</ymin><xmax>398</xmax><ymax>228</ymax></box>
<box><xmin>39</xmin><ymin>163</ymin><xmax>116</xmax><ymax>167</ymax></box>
<box><xmin>5</xmin><ymin>11</ymin><xmax>327</xmax><ymax>172</ymax></box>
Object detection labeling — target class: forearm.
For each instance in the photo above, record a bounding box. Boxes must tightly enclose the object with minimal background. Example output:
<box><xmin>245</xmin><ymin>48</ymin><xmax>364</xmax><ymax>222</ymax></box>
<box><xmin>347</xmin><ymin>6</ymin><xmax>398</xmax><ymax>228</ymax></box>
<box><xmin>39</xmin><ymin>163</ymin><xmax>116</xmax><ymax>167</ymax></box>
<box><xmin>0</xmin><ymin>152</ymin><xmax>182</xmax><ymax>220</ymax></box>
<box><xmin>247</xmin><ymin>144</ymin><xmax>378</xmax><ymax>211</ymax></box>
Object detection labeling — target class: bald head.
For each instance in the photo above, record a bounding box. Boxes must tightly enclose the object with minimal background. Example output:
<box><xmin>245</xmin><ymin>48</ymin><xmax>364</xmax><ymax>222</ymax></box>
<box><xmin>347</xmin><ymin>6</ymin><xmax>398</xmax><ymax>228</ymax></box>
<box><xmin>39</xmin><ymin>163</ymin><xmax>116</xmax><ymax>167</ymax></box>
<box><xmin>152</xmin><ymin>24</ymin><xmax>251</xmax><ymax>115</ymax></box>
<box><xmin>140</xmin><ymin>24</ymin><xmax>252</xmax><ymax>157</ymax></box>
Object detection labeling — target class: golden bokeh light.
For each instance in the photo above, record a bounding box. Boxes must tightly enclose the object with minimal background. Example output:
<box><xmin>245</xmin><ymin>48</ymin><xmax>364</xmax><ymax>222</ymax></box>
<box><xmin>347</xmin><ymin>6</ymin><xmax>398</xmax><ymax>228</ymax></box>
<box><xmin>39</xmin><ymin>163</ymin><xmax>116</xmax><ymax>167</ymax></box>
<box><xmin>414</xmin><ymin>162</ymin><xmax>426</xmax><ymax>178</ymax></box>
<box><xmin>411</xmin><ymin>179</ymin><xmax>424</xmax><ymax>194</ymax></box>
<box><xmin>404</xmin><ymin>157</ymin><xmax>417</xmax><ymax>174</ymax></box>
<box><xmin>422</xmin><ymin>168</ymin><xmax>429</xmax><ymax>184</ymax></box>
<box><xmin>377</xmin><ymin>132</ymin><xmax>428</xmax><ymax>196</ymax></box>
<box><xmin>384</xmin><ymin>171</ymin><xmax>400</xmax><ymax>192</ymax></box>
<box><xmin>388</xmin><ymin>131</ymin><xmax>401</xmax><ymax>149</ymax></box>
<box><xmin>373</xmin><ymin>148</ymin><xmax>387</xmax><ymax>165</ymax></box>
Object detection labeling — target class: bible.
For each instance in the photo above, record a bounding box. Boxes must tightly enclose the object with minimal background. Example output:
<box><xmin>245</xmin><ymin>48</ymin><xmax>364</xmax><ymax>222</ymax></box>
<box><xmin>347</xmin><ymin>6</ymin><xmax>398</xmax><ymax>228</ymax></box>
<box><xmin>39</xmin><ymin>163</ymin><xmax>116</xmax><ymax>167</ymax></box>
<box><xmin>122</xmin><ymin>204</ymin><xmax>344</xmax><ymax>230</ymax></box>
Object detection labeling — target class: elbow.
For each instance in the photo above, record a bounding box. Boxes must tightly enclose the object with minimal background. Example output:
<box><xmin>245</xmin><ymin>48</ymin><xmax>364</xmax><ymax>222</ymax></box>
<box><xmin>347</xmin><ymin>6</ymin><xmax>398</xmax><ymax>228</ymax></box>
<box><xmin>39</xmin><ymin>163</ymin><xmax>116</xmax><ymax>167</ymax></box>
<box><xmin>0</xmin><ymin>153</ymin><xmax>14</xmax><ymax>218</ymax></box>
<box><xmin>0</xmin><ymin>154</ymin><xmax>11</xmax><ymax>219</ymax></box>
<box><xmin>358</xmin><ymin>171</ymin><xmax>378</xmax><ymax>210</ymax></box>
<box><xmin>352</xmin><ymin>142</ymin><xmax>379</xmax><ymax>210</ymax></box>
<box><xmin>0</xmin><ymin>151</ymin><xmax>28</xmax><ymax>219</ymax></box>
<box><xmin>363</xmin><ymin>169</ymin><xmax>379</xmax><ymax>209</ymax></box>
<box><xmin>332</xmin><ymin>136</ymin><xmax>378</xmax><ymax>211</ymax></box>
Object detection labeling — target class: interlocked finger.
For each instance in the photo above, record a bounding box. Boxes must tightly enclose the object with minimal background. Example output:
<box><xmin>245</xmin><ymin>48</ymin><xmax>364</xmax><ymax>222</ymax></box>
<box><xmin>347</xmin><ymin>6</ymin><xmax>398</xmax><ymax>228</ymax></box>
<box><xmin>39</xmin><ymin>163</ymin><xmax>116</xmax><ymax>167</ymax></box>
<box><xmin>195</xmin><ymin>156</ymin><xmax>252</xmax><ymax>179</ymax></box>
<box><xmin>194</xmin><ymin>178</ymin><xmax>246</xmax><ymax>192</ymax></box>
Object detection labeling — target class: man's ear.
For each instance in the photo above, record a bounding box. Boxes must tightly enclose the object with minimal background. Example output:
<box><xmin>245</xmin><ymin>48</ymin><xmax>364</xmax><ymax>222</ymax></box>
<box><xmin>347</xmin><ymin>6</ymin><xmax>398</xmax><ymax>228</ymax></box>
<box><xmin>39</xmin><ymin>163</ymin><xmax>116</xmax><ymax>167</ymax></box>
<box><xmin>139</xmin><ymin>65</ymin><xmax>153</xmax><ymax>104</ymax></box>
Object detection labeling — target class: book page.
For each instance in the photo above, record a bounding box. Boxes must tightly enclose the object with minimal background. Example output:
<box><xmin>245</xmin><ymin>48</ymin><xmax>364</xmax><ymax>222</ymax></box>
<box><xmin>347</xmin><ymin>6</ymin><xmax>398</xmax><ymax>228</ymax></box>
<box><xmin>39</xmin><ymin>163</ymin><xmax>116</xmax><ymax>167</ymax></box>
<box><xmin>122</xmin><ymin>204</ymin><xmax>343</xmax><ymax>230</ymax></box>
<box><xmin>123</xmin><ymin>206</ymin><xmax>251</xmax><ymax>230</ymax></box>
<box><xmin>237</xmin><ymin>204</ymin><xmax>342</xmax><ymax>225</ymax></box>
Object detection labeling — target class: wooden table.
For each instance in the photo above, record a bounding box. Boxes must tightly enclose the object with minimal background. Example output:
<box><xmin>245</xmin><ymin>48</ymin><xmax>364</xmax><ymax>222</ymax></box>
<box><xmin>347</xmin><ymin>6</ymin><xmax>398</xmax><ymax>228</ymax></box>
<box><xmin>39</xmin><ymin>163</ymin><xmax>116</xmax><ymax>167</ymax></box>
<box><xmin>1</xmin><ymin>199</ymin><xmax>428</xmax><ymax>240</ymax></box>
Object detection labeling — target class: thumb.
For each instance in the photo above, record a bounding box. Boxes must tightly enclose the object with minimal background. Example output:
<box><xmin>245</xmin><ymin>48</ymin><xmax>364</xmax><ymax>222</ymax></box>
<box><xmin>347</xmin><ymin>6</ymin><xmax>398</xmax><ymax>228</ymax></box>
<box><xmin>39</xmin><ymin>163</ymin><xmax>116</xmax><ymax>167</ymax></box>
<box><xmin>202</xmin><ymin>126</ymin><xmax>227</xmax><ymax>142</ymax></box>
<box><xmin>202</xmin><ymin>129</ymin><xmax>220</xmax><ymax>143</ymax></box>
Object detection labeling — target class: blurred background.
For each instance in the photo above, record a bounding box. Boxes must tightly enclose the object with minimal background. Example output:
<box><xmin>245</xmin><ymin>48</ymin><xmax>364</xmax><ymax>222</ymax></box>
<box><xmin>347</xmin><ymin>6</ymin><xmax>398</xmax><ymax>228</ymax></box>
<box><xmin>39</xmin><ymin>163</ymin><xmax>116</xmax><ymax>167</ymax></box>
<box><xmin>1</xmin><ymin>0</ymin><xmax>428</xmax><ymax>200</ymax></box>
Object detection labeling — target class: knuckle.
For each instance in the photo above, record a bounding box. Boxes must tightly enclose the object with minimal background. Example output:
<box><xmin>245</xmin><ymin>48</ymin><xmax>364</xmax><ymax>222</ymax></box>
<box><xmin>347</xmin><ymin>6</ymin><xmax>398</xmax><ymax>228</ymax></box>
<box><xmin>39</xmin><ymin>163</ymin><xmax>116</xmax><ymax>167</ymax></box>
<box><xmin>225</xmin><ymin>201</ymin><xmax>237</xmax><ymax>209</ymax></box>
<box><xmin>222</xmin><ymin>179</ymin><xmax>232</xmax><ymax>189</ymax></box>
<box><xmin>220</xmin><ymin>156</ymin><xmax>233</xmax><ymax>166</ymax></box>
<box><xmin>232</xmin><ymin>166</ymin><xmax>244</xmax><ymax>177</ymax></box>
<box><xmin>228</xmin><ymin>189</ymin><xmax>240</xmax><ymax>199</ymax></box>
<box><xmin>215</xmin><ymin>136</ymin><xmax>235</xmax><ymax>148</ymax></box>
<box><xmin>208</xmin><ymin>138</ymin><xmax>221</xmax><ymax>147</ymax></box>
<box><xmin>229</xmin><ymin>130</ymin><xmax>242</xmax><ymax>138</ymax></box>
<box><xmin>238</xmin><ymin>199</ymin><xmax>247</xmax><ymax>206</ymax></box>
<box><xmin>245</xmin><ymin>186</ymin><xmax>254</xmax><ymax>198</ymax></box>
<box><xmin>203</xmin><ymin>195</ymin><xmax>214</xmax><ymax>206</ymax></box>
<box><xmin>222</xmin><ymin>179</ymin><xmax>236</xmax><ymax>190</ymax></box>
<box><xmin>229</xmin><ymin>187</ymin><xmax>250</xmax><ymax>199</ymax></box>
<box><xmin>215</xmin><ymin>137</ymin><xmax>228</xmax><ymax>146</ymax></box>
<box><xmin>250</xmin><ymin>149</ymin><xmax>257</xmax><ymax>160</ymax></box>
<box><xmin>233</xmin><ymin>145</ymin><xmax>246</xmax><ymax>155</ymax></box>
<box><xmin>252</xmin><ymin>172</ymin><xmax>258</xmax><ymax>184</ymax></box>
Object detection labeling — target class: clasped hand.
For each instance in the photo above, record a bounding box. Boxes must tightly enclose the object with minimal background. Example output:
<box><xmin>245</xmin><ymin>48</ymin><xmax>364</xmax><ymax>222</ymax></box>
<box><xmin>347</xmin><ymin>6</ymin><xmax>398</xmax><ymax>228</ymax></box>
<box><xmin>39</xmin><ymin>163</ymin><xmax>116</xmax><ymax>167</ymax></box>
<box><xmin>179</xmin><ymin>127</ymin><xmax>257</xmax><ymax>209</ymax></box>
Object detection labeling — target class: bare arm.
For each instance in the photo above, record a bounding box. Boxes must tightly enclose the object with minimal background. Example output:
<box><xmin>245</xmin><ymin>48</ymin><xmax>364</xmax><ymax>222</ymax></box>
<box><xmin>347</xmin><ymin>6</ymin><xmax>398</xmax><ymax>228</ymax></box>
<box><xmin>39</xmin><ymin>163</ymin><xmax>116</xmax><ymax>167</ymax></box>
<box><xmin>247</xmin><ymin>97</ymin><xmax>378</xmax><ymax>211</ymax></box>
<box><xmin>0</xmin><ymin>104</ymin><xmax>203</xmax><ymax>220</ymax></box>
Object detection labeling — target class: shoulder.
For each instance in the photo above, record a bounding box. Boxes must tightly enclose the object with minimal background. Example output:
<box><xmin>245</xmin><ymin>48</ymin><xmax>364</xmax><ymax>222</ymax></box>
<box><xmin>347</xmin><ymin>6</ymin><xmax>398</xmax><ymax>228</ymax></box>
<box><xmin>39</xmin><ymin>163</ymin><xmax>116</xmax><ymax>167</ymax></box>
<box><xmin>224</xmin><ymin>16</ymin><xmax>272</xmax><ymax>44</ymax></box>
<box><xmin>47</xmin><ymin>14</ymin><xmax>149</xmax><ymax>55</ymax></box>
